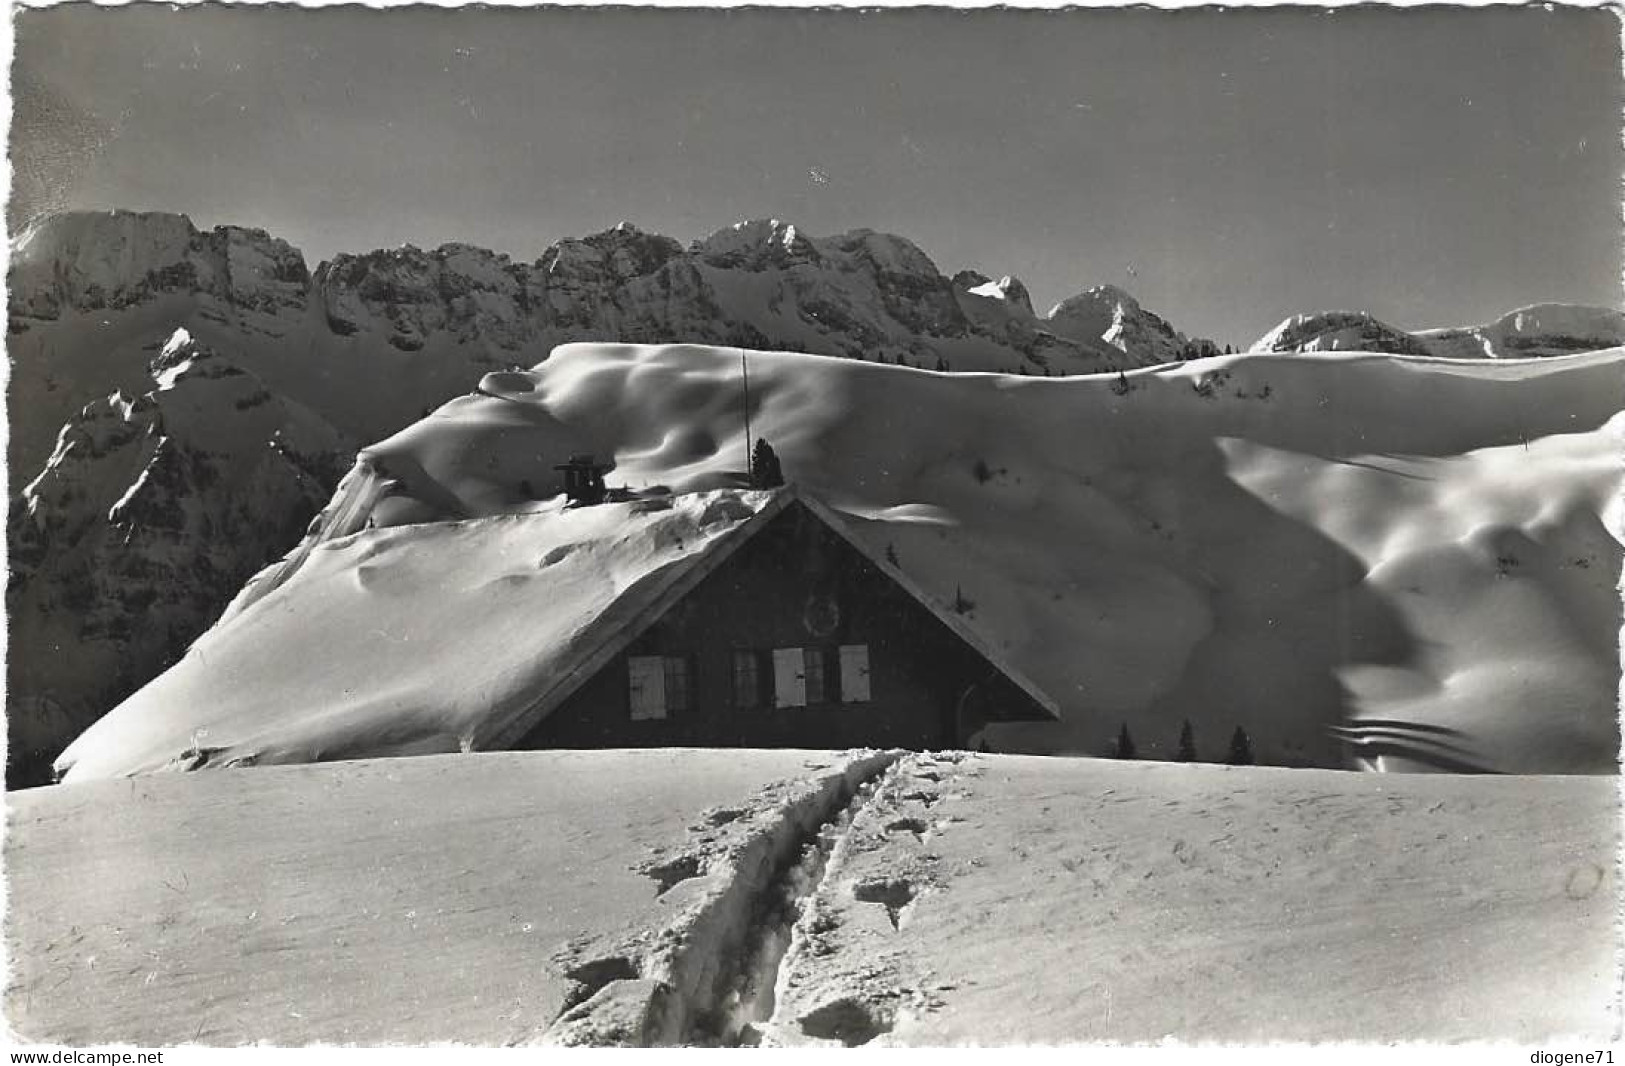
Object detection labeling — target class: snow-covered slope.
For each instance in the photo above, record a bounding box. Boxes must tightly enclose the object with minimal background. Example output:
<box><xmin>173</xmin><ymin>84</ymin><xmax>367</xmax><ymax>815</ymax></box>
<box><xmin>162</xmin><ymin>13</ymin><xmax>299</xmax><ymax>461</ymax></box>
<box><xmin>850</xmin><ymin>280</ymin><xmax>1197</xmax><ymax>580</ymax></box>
<box><xmin>9</xmin><ymin>328</ymin><xmax>350</xmax><ymax>780</ymax></box>
<box><xmin>1253</xmin><ymin>304</ymin><xmax>1625</xmax><ymax>359</ymax></box>
<box><xmin>57</xmin><ymin>342</ymin><xmax>1624</xmax><ymax>780</ymax></box>
<box><xmin>767</xmin><ymin>753</ymin><xmax>1615</xmax><ymax>1044</ymax></box>
<box><xmin>8</xmin><ymin>748</ymin><xmax>894</xmax><ymax>1045</ymax></box>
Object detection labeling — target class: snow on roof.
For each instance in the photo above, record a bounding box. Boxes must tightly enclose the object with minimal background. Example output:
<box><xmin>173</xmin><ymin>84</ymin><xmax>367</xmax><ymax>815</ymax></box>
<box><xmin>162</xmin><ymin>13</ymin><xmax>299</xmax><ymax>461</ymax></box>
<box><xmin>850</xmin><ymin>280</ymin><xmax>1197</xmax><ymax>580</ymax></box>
<box><xmin>57</xmin><ymin>490</ymin><xmax>773</xmax><ymax>779</ymax></box>
<box><xmin>57</xmin><ymin>483</ymin><xmax>1059</xmax><ymax>780</ymax></box>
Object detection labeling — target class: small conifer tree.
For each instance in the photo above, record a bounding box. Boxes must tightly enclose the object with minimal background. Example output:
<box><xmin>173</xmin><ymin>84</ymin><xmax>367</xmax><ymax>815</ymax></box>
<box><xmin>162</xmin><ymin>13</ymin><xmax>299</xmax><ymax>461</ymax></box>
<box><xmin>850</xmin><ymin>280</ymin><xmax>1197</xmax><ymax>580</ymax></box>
<box><xmin>1115</xmin><ymin>723</ymin><xmax>1137</xmax><ymax>760</ymax></box>
<box><xmin>1228</xmin><ymin>726</ymin><xmax>1254</xmax><ymax>766</ymax></box>
<box><xmin>750</xmin><ymin>438</ymin><xmax>785</xmax><ymax>489</ymax></box>
<box><xmin>1176</xmin><ymin>719</ymin><xmax>1197</xmax><ymax>762</ymax></box>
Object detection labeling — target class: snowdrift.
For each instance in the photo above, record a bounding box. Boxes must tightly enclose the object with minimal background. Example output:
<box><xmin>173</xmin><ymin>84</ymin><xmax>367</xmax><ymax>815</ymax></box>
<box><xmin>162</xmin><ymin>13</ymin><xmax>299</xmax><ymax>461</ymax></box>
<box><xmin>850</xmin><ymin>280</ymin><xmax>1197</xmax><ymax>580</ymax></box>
<box><xmin>58</xmin><ymin>343</ymin><xmax>1625</xmax><ymax>779</ymax></box>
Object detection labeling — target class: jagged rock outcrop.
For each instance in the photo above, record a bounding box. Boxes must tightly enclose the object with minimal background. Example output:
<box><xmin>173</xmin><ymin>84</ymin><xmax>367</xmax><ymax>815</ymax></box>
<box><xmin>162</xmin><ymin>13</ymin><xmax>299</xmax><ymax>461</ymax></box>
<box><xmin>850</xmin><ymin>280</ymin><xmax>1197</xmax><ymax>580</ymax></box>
<box><xmin>8</xmin><ymin>328</ymin><xmax>350</xmax><ymax>784</ymax></box>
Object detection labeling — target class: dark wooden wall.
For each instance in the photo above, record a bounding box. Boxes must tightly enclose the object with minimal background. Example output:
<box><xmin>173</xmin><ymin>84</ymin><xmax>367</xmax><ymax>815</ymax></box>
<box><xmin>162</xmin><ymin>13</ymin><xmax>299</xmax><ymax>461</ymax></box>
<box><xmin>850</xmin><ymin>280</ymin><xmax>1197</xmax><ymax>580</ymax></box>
<box><xmin>517</xmin><ymin>504</ymin><xmax>1017</xmax><ymax>752</ymax></box>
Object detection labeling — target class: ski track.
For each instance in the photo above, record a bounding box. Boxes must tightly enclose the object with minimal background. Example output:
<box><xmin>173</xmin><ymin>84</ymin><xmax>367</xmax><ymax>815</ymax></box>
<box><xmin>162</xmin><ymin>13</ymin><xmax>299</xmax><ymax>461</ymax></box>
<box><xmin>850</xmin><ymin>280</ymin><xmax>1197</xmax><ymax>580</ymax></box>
<box><xmin>539</xmin><ymin>750</ymin><xmax>899</xmax><ymax>1046</ymax></box>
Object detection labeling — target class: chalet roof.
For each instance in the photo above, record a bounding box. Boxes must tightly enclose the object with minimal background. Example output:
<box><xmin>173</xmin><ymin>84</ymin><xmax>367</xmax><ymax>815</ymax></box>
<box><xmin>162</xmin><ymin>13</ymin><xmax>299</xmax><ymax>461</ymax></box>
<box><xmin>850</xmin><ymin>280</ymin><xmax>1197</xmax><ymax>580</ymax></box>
<box><xmin>484</xmin><ymin>484</ymin><xmax>1061</xmax><ymax>748</ymax></box>
<box><xmin>59</xmin><ymin>484</ymin><xmax>1060</xmax><ymax>781</ymax></box>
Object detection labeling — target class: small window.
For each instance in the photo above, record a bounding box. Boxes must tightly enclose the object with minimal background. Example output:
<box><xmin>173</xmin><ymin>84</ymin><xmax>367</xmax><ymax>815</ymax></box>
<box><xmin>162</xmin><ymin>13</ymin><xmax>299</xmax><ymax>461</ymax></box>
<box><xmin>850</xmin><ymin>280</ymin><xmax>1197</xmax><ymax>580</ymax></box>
<box><xmin>629</xmin><ymin>654</ymin><xmax>690</xmax><ymax>720</ymax></box>
<box><xmin>628</xmin><ymin>655</ymin><xmax>667</xmax><ymax>721</ymax></box>
<box><xmin>732</xmin><ymin>649</ymin><xmax>763</xmax><ymax>708</ymax></box>
<box><xmin>804</xmin><ymin>646</ymin><xmax>830</xmax><ymax>704</ymax></box>
<box><xmin>664</xmin><ymin>656</ymin><xmax>693</xmax><ymax>714</ymax></box>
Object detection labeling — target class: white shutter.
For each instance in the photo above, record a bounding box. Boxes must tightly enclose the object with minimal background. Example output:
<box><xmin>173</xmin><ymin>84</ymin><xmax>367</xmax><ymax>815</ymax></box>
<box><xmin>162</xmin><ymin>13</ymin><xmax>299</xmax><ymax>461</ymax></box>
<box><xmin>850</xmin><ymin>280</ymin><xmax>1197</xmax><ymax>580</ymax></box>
<box><xmin>839</xmin><ymin>644</ymin><xmax>871</xmax><ymax>703</ymax></box>
<box><xmin>628</xmin><ymin>656</ymin><xmax>667</xmax><ymax>720</ymax></box>
<box><xmin>773</xmin><ymin>647</ymin><xmax>807</xmax><ymax>708</ymax></box>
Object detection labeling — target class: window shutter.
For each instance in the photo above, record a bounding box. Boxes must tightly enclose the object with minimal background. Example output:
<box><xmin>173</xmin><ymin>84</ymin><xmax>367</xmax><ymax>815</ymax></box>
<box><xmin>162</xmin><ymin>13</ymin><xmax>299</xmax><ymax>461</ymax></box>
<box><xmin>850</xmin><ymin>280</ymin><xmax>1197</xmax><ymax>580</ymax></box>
<box><xmin>773</xmin><ymin>647</ymin><xmax>807</xmax><ymax>708</ymax></box>
<box><xmin>628</xmin><ymin>656</ymin><xmax>667</xmax><ymax>720</ymax></box>
<box><xmin>839</xmin><ymin>644</ymin><xmax>871</xmax><ymax>703</ymax></box>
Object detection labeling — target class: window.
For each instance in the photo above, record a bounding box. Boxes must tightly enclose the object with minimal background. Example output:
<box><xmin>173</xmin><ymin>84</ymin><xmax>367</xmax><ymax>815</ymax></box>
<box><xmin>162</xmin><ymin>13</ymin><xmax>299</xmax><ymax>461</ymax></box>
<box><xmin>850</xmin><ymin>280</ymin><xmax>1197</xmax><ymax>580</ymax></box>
<box><xmin>804</xmin><ymin>646</ymin><xmax>830</xmax><ymax>705</ymax></box>
<box><xmin>732</xmin><ymin>649</ymin><xmax>764</xmax><ymax>708</ymax></box>
<box><xmin>664</xmin><ymin>655</ymin><xmax>693</xmax><ymax>714</ymax></box>
<box><xmin>628</xmin><ymin>656</ymin><xmax>666</xmax><ymax>720</ymax></box>
<box><xmin>628</xmin><ymin>654</ymin><xmax>691</xmax><ymax>719</ymax></box>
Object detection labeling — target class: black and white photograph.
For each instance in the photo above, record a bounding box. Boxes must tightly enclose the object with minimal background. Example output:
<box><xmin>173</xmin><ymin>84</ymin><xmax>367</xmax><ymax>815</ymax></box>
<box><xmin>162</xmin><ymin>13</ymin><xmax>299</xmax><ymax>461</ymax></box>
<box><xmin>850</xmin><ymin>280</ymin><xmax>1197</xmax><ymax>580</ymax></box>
<box><xmin>3</xmin><ymin>0</ymin><xmax>1620</xmax><ymax>1049</ymax></box>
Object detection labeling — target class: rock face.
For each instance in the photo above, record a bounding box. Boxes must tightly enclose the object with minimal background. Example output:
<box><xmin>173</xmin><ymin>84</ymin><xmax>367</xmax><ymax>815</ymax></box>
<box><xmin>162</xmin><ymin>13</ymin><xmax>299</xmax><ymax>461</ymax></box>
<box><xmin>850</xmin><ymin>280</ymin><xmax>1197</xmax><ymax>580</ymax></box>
<box><xmin>8</xmin><ymin>211</ymin><xmax>309</xmax><ymax>322</ymax></box>
<box><xmin>1252</xmin><ymin>305</ymin><xmax>1625</xmax><ymax>359</ymax></box>
<box><xmin>7</xmin><ymin>327</ymin><xmax>349</xmax><ymax>783</ymax></box>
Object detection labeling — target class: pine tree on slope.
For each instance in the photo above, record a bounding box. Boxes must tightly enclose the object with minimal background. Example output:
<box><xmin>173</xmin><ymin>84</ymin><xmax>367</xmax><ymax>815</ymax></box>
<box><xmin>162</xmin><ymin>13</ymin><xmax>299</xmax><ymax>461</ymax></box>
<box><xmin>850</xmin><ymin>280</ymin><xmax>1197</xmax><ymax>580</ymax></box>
<box><xmin>1176</xmin><ymin>719</ymin><xmax>1197</xmax><ymax>762</ymax></box>
<box><xmin>1228</xmin><ymin>726</ymin><xmax>1254</xmax><ymax>766</ymax></box>
<box><xmin>751</xmin><ymin>438</ymin><xmax>785</xmax><ymax>489</ymax></box>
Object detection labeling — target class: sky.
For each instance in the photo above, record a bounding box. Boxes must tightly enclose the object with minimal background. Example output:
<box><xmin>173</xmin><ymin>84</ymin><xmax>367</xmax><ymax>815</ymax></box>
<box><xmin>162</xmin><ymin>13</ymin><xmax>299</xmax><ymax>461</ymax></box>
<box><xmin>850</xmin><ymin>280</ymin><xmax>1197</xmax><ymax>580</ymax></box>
<box><xmin>11</xmin><ymin>4</ymin><xmax>1621</xmax><ymax>347</ymax></box>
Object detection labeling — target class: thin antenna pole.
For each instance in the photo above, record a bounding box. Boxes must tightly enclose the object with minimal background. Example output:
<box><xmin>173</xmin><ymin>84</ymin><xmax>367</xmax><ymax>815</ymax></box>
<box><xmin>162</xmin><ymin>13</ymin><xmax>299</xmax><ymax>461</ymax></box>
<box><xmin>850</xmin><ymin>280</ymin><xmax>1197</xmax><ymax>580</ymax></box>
<box><xmin>741</xmin><ymin>349</ymin><xmax>753</xmax><ymax>483</ymax></box>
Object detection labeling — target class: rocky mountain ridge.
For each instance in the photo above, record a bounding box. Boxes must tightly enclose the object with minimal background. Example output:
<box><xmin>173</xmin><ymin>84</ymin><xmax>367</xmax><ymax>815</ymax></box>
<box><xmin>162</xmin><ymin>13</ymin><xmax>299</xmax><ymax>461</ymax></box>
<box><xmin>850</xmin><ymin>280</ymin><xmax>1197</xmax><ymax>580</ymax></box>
<box><xmin>1251</xmin><ymin>304</ymin><xmax>1625</xmax><ymax>359</ymax></box>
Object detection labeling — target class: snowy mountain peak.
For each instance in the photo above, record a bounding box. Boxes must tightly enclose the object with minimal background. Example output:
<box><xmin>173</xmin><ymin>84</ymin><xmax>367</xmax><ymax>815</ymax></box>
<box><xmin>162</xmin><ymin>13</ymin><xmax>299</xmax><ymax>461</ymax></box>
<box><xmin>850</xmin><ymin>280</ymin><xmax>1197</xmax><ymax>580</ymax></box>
<box><xmin>1254</xmin><ymin>304</ymin><xmax>1623</xmax><ymax>358</ymax></box>
<box><xmin>9</xmin><ymin>210</ymin><xmax>310</xmax><ymax>321</ymax></box>
<box><xmin>694</xmin><ymin>218</ymin><xmax>821</xmax><ymax>268</ymax></box>
<box><xmin>955</xmin><ymin>271</ymin><xmax>1037</xmax><ymax>319</ymax></box>
<box><xmin>1250</xmin><ymin>311</ymin><xmax>1432</xmax><ymax>356</ymax></box>
<box><xmin>1045</xmin><ymin>284</ymin><xmax>1196</xmax><ymax>365</ymax></box>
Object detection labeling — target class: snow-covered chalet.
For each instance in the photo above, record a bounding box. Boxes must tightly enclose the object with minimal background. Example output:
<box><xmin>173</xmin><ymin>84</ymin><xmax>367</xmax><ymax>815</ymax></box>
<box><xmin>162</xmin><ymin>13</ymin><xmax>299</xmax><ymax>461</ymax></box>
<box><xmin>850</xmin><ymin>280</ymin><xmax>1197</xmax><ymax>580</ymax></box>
<box><xmin>497</xmin><ymin>486</ymin><xmax>1059</xmax><ymax>752</ymax></box>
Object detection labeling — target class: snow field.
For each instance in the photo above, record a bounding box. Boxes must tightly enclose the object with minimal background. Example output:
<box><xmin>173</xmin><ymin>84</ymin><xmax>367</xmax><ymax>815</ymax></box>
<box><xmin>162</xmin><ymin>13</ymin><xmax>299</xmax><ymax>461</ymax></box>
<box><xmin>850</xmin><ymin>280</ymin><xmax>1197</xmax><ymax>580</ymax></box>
<box><xmin>8</xmin><ymin>750</ymin><xmax>1612</xmax><ymax>1045</ymax></box>
<box><xmin>6</xmin><ymin>749</ymin><xmax>892</xmax><ymax>1045</ymax></box>
<box><xmin>765</xmin><ymin>754</ymin><xmax>1617</xmax><ymax>1044</ymax></box>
